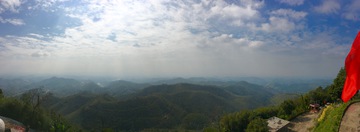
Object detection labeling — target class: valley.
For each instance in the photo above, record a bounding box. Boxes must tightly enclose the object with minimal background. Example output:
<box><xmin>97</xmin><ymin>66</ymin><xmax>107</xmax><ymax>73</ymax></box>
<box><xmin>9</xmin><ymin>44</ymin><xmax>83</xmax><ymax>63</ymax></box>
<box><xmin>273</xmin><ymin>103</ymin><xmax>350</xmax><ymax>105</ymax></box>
<box><xmin>0</xmin><ymin>76</ymin><xmax>331</xmax><ymax>131</ymax></box>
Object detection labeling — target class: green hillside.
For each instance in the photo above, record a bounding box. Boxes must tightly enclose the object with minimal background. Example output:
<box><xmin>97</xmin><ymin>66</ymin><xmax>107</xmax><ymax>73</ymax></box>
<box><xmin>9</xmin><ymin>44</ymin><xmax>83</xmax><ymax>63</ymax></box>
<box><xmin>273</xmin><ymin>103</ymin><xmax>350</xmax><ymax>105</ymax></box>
<box><xmin>104</xmin><ymin>80</ymin><xmax>149</xmax><ymax>98</ymax></box>
<box><xmin>0</xmin><ymin>89</ymin><xmax>79</xmax><ymax>131</ymax></box>
<box><xmin>218</xmin><ymin>68</ymin><xmax>351</xmax><ymax>132</ymax></box>
<box><xmin>0</xmin><ymin>76</ymin><xmax>337</xmax><ymax>131</ymax></box>
<box><xmin>42</xmin><ymin>82</ymin><xmax>274</xmax><ymax>131</ymax></box>
<box><xmin>313</xmin><ymin>102</ymin><xmax>349</xmax><ymax>132</ymax></box>
<box><xmin>27</xmin><ymin>77</ymin><xmax>84</xmax><ymax>96</ymax></box>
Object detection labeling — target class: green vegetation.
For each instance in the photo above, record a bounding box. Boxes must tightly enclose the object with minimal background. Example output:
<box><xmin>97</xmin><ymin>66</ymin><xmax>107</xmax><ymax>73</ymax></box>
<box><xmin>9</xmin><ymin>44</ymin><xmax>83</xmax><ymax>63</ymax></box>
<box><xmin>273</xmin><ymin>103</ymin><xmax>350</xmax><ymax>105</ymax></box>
<box><xmin>314</xmin><ymin>99</ymin><xmax>360</xmax><ymax>132</ymax></box>
<box><xmin>0</xmin><ymin>89</ymin><xmax>3</xmax><ymax>98</ymax></box>
<box><xmin>0</xmin><ymin>88</ymin><xmax>78</xmax><ymax>131</ymax></box>
<box><xmin>313</xmin><ymin>103</ymin><xmax>348</xmax><ymax>131</ymax></box>
<box><xmin>265</xmin><ymin>80</ymin><xmax>331</xmax><ymax>93</ymax></box>
<box><xmin>245</xmin><ymin>117</ymin><xmax>269</xmax><ymax>132</ymax></box>
<box><xmin>40</xmin><ymin>83</ymin><xmax>274</xmax><ymax>131</ymax></box>
<box><xmin>0</xmin><ymin>70</ymin><xmax>348</xmax><ymax>131</ymax></box>
<box><xmin>327</xmin><ymin>68</ymin><xmax>346</xmax><ymax>101</ymax></box>
<box><xmin>182</xmin><ymin>113</ymin><xmax>210</xmax><ymax>130</ymax></box>
<box><xmin>219</xmin><ymin>68</ymin><xmax>348</xmax><ymax>132</ymax></box>
<box><xmin>219</xmin><ymin>97</ymin><xmax>306</xmax><ymax>132</ymax></box>
<box><xmin>270</xmin><ymin>93</ymin><xmax>299</xmax><ymax>105</ymax></box>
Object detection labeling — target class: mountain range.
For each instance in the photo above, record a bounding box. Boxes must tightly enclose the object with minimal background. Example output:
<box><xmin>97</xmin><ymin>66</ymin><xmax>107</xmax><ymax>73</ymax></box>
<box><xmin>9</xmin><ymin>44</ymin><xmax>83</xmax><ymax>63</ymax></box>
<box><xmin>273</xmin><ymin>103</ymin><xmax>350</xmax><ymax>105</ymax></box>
<box><xmin>0</xmin><ymin>76</ymin><xmax>332</xmax><ymax>130</ymax></box>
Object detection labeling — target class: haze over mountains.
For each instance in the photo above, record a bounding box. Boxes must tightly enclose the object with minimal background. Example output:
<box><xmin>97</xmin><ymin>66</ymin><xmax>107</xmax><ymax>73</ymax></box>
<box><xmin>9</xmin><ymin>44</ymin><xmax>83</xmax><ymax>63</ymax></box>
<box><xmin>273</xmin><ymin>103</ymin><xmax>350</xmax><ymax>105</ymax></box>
<box><xmin>0</xmin><ymin>76</ymin><xmax>331</xmax><ymax>131</ymax></box>
<box><xmin>0</xmin><ymin>0</ymin><xmax>358</xmax><ymax>131</ymax></box>
<box><xmin>0</xmin><ymin>76</ymin><xmax>331</xmax><ymax>96</ymax></box>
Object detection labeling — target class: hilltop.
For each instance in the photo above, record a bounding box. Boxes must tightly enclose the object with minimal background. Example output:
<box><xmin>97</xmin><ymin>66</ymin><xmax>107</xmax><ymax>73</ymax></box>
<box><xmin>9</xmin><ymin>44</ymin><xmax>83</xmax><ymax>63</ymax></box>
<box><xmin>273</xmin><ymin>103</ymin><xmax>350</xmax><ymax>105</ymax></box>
<box><xmin>0</xmin><ymin>76</ymin><xmax>333</xmax><ymax>131</ymax></box>
<box><xmin>41</xmin><ymin>82</ymin><xmax>274</xmax><ymax>131</ymax></box>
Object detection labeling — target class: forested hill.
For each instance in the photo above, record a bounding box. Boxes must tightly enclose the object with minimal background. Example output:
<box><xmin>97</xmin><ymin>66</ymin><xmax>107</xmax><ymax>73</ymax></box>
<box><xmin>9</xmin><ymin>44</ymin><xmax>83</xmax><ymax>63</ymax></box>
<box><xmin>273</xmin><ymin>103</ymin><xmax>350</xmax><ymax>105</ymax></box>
<box><xmin>0</xmin><ymin>76</ymin><xmax>333</xmax><ymax>131</ymax></box>
<box><xmin>40</xmin><ymin>82</ymin><xmax>274</xmax><ymax>131</ymax></box>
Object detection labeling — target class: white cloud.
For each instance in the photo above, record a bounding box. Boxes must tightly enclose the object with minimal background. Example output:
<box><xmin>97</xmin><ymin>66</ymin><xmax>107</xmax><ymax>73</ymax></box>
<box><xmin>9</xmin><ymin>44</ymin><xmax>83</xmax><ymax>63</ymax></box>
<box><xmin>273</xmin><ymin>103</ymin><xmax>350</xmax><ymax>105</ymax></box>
<box><xmin>197</xmin><ymin>33</ymin><xmax>264</xmax><ymax>50</ymax></box>
<box><xmin>0</xmin><ymin>17</ymin><xmax>25</xmax><ymax>25</ymax></box>
<box><xmin>260</xmin><ymin>17</ymin><xmax>295</xmax><ymax>32</ymax></box>
<box><xmin>0</xmin><ymin>35</ymin><xmax>54</xmax><ymax>59</ymax></box>
<box><xmin>0</xmin><ymin>0</ymin><xmax>22</xmax><ymax>13</ymax></box>
<box><xmin>242</xmin><ymin>9</ymin><xmax>307</xmax><ymax>34</ymax></box>
<box><xmin>27</xmin><ymin>33</ymin><xmax>45</xmax><ymax>39</ymax></box>
<box><xmin>270</xmin><ymin>9</ymin><xmax>307</xmax><ymax>21</ymax></box>
<box><xmin>277</xmin><ymin>0</ymin><xmax>304</xmax><ymax>6</ymax></box>
<box><xmin>0</xmin><ymin>0</ymin><xmax>350</xmax><ymax>78</ymax></box>
<box><xmin>50</xmin><ymin>0</ymin><xmax>266</xmax><ymax>57</ymax></box>
<box><xmin>30</xmin><ymin>0</ymin><xmax>70</xmax><ymax>11</ymax></box>
<box><xmin>208</xmin><ymin>0</ymin><xmax>263</xmax><ymax>26</ymax></box>
<box><xmin>253</xmin><ymin>9</ymin><xmax>306</xmax><ymax>33</ymax></box>
<box><xmin>342</xmin><ymin>0</ymin><xmax>360</xmax><ymax>21</ymax></box>
<box><xmin>0</xmin><ymin>0</ymin><xmax>25</xmax><ymax>26</ymax></box>
<box><xmin>314</xmin><ymin>0</ymin><xmax>340</xmax><ymax>14</ymax></box>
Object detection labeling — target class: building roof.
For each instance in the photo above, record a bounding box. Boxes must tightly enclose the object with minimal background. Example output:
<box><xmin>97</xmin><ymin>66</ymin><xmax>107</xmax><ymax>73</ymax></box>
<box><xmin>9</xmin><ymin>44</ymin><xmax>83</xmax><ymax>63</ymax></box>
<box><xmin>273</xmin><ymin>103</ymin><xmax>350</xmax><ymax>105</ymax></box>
<box><xmin>267</xmin><ymin>116</ymin><xmax>290</xmax><ymax>132</ymax></box>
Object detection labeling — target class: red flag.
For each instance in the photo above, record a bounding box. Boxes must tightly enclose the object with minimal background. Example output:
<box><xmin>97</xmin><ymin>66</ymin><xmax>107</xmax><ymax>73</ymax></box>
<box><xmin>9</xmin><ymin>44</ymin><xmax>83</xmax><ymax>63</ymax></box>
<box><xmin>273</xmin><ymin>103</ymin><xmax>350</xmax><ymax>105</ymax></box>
<box><xmin>342</xmin><ymin>32</ymin><xmax>360</xmax><ymax>102</ymax></box>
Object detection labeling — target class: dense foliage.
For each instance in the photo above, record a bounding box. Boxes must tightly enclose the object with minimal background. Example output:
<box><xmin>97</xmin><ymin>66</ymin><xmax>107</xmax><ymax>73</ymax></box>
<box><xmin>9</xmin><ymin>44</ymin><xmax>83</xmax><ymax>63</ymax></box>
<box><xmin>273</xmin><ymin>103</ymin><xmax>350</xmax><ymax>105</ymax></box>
<box><xmin>0</xmin><ymin>73</ymin><xmax>343</xmax><ymax>131</ymax></box>
<box><xmin>42</xmin><ymin>83</ymin><xmax>274</xmax><ymax>131</ymax></box>
<box><xmin>0</xmin><ymin>88</ymin><xmax>78</xmax><ymax>131</ymax></box>
<box><xmin>245</xmin><ymin>117</ymin><xmax>269</xmax><ymax>132</ymax></box>
<box><xmin>219</xmin><ymin>68</ymin><xmax>348</xmax><ymax>132</ymax></box>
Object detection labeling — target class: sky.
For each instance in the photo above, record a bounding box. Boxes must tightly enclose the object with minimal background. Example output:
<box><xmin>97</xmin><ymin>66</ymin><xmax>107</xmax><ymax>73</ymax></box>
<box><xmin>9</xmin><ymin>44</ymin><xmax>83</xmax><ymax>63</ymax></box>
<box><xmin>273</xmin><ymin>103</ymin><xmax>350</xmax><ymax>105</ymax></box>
<box><xmin>0</xmin><ymin>0</ymin><xmax>359</xmax><ymax>79</ymax></box>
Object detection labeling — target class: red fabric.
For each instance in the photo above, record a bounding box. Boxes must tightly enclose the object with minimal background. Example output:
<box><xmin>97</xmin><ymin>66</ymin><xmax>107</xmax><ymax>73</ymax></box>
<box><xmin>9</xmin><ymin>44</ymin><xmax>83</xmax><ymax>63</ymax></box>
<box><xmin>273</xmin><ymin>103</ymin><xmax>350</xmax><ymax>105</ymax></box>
<box><xmin>342</xmin><ymin>32</ymin><xmax>360</xmax><ymax>102</ymax></box>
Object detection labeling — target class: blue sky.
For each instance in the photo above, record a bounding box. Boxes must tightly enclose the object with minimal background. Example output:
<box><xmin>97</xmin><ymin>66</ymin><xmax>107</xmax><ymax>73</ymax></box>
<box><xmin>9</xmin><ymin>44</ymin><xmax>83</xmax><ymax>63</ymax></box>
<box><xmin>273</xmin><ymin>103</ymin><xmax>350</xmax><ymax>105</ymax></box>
<box><xmin>0</xmin><ymin>0</ymin><xmax>359</xmax><ymax>78</ymax></box>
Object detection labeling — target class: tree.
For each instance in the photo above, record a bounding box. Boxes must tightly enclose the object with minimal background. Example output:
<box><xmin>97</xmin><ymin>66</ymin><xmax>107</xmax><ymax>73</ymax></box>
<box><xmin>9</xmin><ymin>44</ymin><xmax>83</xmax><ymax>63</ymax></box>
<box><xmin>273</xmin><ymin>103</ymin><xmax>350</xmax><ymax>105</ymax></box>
<box><xmin>20</xmin><ymin>87</ymin><xmax>52</xmax><ymax>111</ymax></box>
<box><xmin>307</xmin><ymin>86</ymin><xmax>331</xmax><ymax>105</ymax></box>
<box><xmin>253</xmin><ymin>107</ymin><xmax>279</xmax><ymax>119</ymax></box>
<box><xmin>327</xmin><ymin>68</ymin><xmax>346</xmax><ymax>101</ymax></box>
<box><xmin>183</xmin><ymin>113</ymin><xmax>210</xmax><ymax>130</ymax></box>
<box><xmin>278</xmin><ymin>100</ymin><xmax>295</xmax><ymax>119</ymax></box>
<box><xmin>220</xmin><ymin>111</ymin><xmax>251</xmax><ymax>132</ymax></box>
<box><xmin>0</xmin><ymin>88</ymin><xmax>3</xmax><ymax>99</ymax></box>
<box><xmin>245</xmin><ymin>117</ymin><xmax>269</xmax><ymax>132</ymax></box>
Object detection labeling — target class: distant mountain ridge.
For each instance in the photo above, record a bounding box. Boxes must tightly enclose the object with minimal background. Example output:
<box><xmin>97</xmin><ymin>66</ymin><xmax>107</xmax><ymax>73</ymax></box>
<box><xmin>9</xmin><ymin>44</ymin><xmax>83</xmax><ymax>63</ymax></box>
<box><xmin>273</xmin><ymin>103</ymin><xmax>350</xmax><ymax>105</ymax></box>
<box><xmin>0</xmin><ymin>77</ymin><xmax>148</xmax><ymax>97</ymax></box>
<box><xmin>0</xmin><ymin>76</ymin><xmax>331</xmax><ymax>97</ymax></box>
<box><xmin>0</xmin><ymin>78</ymin><xmax>31</xmax><ymax>96</ymax></box>
<box><xmin>0</xmin><ymin>76</ymin><xmax>332</xmax><ymax>130</ymax></box>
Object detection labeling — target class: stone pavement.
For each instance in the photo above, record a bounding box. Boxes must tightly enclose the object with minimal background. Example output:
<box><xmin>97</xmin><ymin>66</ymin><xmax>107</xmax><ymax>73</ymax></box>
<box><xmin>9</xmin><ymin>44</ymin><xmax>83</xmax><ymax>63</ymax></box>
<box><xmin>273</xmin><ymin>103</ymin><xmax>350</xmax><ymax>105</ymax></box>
<box><xmin>286</xmin><ymin>112</ymin><xmax>319</xmax><ymax>132</ymax></box>
<box><xmin>339</xmin><ymin>102</ymin><xmax>360</xmax><ymax>132</ymax></box>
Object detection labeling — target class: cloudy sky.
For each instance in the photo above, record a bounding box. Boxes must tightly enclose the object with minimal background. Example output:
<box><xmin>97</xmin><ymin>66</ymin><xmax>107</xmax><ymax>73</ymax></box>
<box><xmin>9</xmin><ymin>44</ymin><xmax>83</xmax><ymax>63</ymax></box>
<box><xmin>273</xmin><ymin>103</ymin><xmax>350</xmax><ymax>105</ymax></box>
<box><xmin>0</xmin><ymin>0</ymin><xmax>359</xmax><ymax>78</ymax></box>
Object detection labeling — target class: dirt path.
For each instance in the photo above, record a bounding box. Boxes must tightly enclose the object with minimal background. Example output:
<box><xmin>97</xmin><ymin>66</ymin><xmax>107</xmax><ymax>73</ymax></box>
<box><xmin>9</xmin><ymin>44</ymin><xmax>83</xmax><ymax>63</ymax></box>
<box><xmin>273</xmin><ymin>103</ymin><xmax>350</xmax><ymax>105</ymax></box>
<box><xmin>286</xmin><ymin>112</ymin><xmax>319</xmax><ymax>132</ymax></box>
<box><xmin>339</xmin><ymin>102</ymin><xmax>360</xmax><ymax>132</ymax></box>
